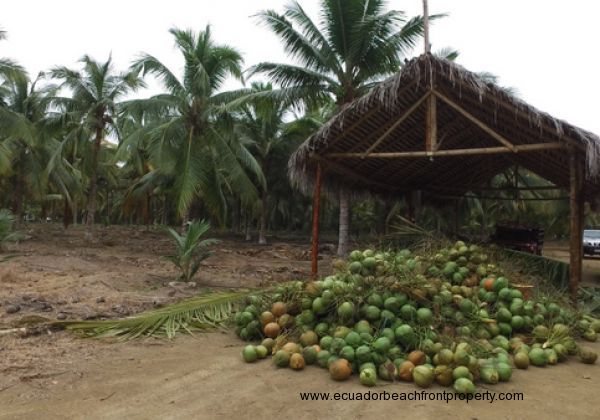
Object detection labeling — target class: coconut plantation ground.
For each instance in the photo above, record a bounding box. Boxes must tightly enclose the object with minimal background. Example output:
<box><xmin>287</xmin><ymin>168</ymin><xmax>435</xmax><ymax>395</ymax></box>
<box><xmin>0</xmin><ymin>224</ymin><xmax>599</xmax><ymax>419</ymax></box>
<box><xmin>1</xmin><ymin>334</ymin><xmax>599</xmax><ymax>420</ymax></box>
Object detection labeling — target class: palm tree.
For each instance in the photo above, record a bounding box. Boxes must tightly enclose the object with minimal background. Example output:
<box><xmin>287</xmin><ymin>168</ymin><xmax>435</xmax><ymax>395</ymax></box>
<box><xmin>235</xmin><ymin>82</ymin><xmax>293</xmax><ymax>244</ymax></box>
<box><xmin>0</xmin><ymin>72</ymin><xmax>59</xmax><ymax>222</ymax></box>
<box><xmin>251</xmin><ymin>0</ymin><xmax>436</xmax><ymax>256</ymax></box>
<box><xmin>121</xmin><ymin>26</ymin><xmax>263</xmax><ymax>227</ymax></box>
<box><xmin>49</xmin><ymin>55</ymin><xmax>142</xmax><ymax>240</ymax></box>
<box><xmin>0</xmin><ymin>28</ymin><xmax>24</xmax><ymax>83</ymax></box>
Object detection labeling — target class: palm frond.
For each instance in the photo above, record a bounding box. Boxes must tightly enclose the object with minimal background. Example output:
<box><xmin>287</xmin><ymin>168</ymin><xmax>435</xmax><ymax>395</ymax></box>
<box><xmin>59</xmin><ymin>291</ymin><xmax>250</xmax><ymax>339</ymax></box>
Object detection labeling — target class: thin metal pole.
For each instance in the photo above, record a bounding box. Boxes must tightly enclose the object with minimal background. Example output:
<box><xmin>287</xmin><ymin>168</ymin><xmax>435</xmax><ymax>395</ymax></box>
<box><xmin>311</xmin><ymin>163</ymin><xmax>322</xmax><ymax>278</ymax></box>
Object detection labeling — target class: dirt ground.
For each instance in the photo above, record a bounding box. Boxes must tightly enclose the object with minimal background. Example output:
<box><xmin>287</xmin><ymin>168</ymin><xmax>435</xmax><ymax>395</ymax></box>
<box><xmin>1</xmin><ymin>224</ymin><xmax>599</xmax><ymax>419</ymax></box>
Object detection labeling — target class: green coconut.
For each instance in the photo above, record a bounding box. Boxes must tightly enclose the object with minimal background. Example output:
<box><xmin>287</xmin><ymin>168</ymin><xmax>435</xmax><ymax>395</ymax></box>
<box><xmin>434</xmin><ymin>365</ymin><xmax>454</xmax><ymax>386</ymax></box>
<box><xmin>453</xmin><ymin>378</ymin><xmax>475</xmax><ymax>395</ymax></box>
<box><xmin>302</xmin><ymin>346</ymin><xmax>318</xmax><ymax>365</ymax></box>
<box><xmin>579</xmin><ymin>347</ymin><xmax>598</xmax><ymax>364</ymax></box>
<box><xmin>452</xmin><ymin>366</ymin><xmax>473</xmax><ymax>381</ymax></box>
<box><xmin>378</xmin><ymin>361</ymin><xmax>397</xmax><ymax>381</ymax></box>
<box><xmin>316</xmin><ymin>350</ymin><xmax>331</xmax><ymax>368</ymax></box>
<box><xmin>300</xmin><ymin>331</ymin><xmax>319</xmax><ymax>347</ymax></box>
<box><xmin>413</xmin><ymin>365</ymin><xmax>434</xmax><ymax>388</ymax></box>
<box><xmin>437</xmin><ymin>349</ymin><xmax>455</xmax><ymax>366</ymax></box>
<box><xmin>416</xmin><ymin>308</ymin><xmax>434</xmax><ymax>325</ymax></box>
<box><xmin>344</xmin><ymin>331</ymin><xmax>362</xmax><ymax>348</ymax></box>
<box><xmin>480</xmin><ymin>365</ymin><xmax>499</xmax><ymax>384</ymax></box>
<box><xmin>513</xmin><ymin>351</ymin><xmax>530</xmax><ymax>369</ymax></box>
<box><xmin>339</xmin><ymin>346</ymin><xmax>355</xmax><ymax>362</ymax></box>
<box><xmin>273</xmin><ymin>350</ymin><xmax>291</xmax><ymax>368</ymax></box>
<box><xmin>583</xmin><ymin>330</ymin><xmax>598</xmax><ymax>342</ymax></box>
<box><xmin>359</xmin><ymin>368</ymin><xmax>377</xmax><ymax>387</ymax></box>
<box><xmin>319</xmin><ymin>335</ymin><xmax>333</xmax><ymax>351</ymax></box>
<box><xmin>356</xmin><ymin>345</ymin><xmax>372</xmax><ymax>363</ymax></box>
<box><xmin>242</xmin><ymin>345</ymin><xmax>259</xmax><ymax>363</ymax></box>
<box><xmin>545</xmin><ymin>349</ymin><xmax>558</xmax><ymax>365</ymax></box>
<box><xmin>496</xmin><ymin>362</ymin><xmax>512</xmax><ymax>381</ymax></box>
<box><xmin>373</xmin><ymin>337</ymin><xmax>391</xmax><ymax>354</ymax></box>
<box><xmin>255</xmin><ymin>345</ymin><xmax>269</xmax><ymax>359</ymax></box>
<box><xmin>529</xmin><ymin>348</ymin><xmax>548</xmax><ymax>367</ymax></box>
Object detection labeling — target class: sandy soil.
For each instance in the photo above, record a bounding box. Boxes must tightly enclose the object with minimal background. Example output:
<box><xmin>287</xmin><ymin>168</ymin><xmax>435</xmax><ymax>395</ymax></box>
<box><xmin>1</xmin><ymin>224</ymin><xmax>599</xmax><ymax>419</ymax></box>
<box><xmin>544</xmin><ymin>242</ymin><xmax>600</xmax><ymax>286</ymax></box>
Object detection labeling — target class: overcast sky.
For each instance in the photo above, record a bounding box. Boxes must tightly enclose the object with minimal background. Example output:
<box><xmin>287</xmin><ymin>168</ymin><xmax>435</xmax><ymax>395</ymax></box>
<box><xmin>2</xmin><ymin>0</ymin><xmax>599</xmax><ymax>134</ymax></box>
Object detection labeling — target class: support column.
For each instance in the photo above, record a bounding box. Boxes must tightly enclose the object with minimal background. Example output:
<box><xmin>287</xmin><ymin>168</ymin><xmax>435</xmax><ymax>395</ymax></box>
<box><xmin>425</xmin><ymin>94</ymin><xmax>437</xmax><ymax>152</ymax></box>
<box><xmin>569</xmin><ymin>152</ymin><xmax>584</xmax><ymax>303</ymax></box>
<box><xmin>311</xmin><ymin>163</ymin><xmax>322</xmax><ymax>279</ymax></box>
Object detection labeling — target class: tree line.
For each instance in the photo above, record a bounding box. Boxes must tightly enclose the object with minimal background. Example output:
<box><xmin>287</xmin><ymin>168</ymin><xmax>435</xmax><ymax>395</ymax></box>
<box><xmin>0</xmin><ymin>1</ymin><xmax>583</xmax><ymax>253</ymax></box>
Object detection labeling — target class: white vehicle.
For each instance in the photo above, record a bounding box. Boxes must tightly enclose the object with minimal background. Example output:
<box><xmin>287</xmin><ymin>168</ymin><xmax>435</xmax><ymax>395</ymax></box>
<box><xmin>583</xmin><ymin>230</ymin><xmax>600</xmax><ymax>255</ymax></box>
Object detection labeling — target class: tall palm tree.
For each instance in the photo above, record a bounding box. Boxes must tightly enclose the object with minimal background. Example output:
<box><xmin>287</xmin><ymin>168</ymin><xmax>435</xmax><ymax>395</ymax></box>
<box><xmin>251</xmin><ymin>0</ymin><xmax>436</xmax><ymax>255</ymax></box>
<box><xmin>235</xmin><ymin>82</ymin><xmax>302</xmax><ymax>244</ymax></box>
<box><xmin>121</xmin><ymin>26</ymin><xmax>263</xmax><ymax>227</ymax></box>
<box><xmin>0</xmin><ymin>73</ymin><xmax>58</xmax><ymax>222</ymax></box>
<box><xmin>49</xmin><ymin>55</ymin><xmax>142</xmax><ymax>240</ymax></box>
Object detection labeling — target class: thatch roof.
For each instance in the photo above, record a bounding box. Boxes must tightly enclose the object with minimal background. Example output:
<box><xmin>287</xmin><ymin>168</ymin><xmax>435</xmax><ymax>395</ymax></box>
<box><xmin>289</xmin><ymin>54</ymin><xmax>600</xmax><ymax>201</ymax></box>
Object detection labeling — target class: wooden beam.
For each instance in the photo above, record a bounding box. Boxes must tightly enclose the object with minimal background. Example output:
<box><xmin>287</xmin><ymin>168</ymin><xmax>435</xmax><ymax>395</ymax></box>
<box><xmin>310</xmin><ymin>154</ymin><xmax>391</xmax><ymax>189</ymax></box>
<box><xmin>427</xmin><ymin>193</ymin><xmax>570</xmax><ymax>201</ymax></box>
<box><xmin>327</xmin><ymin>143</ymin><xmax>566</xmax><ymax>159</ymax></box>
<box><xmin>569</xmin><ymin>152</ymin><xmax>584</xmax><ymax>303</ymax></box>
<box><xmin>437</xmin><ymin>82</ymin><xmax>587</xmax><ymax>153</ymax></box>
<box><xmin>346</xmin><ymin>82</ymin><xmax>419</xmax><ymax>153</ymax></box>
<box><xmin>434</xmin><ymin>90</ymin><xmax>517</xmax><ymax>152</ymax></box>
<box><xmin>362</xmin><ymin>92</ymin><xmax>431</xmax><ymax>157</ymax></box>
<box><xmin>425</xmin><ymin>94</ymin><xmax>437</xmax><ymax>152</ymax></box>
<box><xmin>428</xmin><ymin>185</ymin><xmax>565</xmax><ymax>193</ymax></box>
<box><xmin>311</xmin><ymin>163</ymin><xmax>322</xmax><ymax>278</ymax></box>
<box><xmin>327</xmin><ymin>106</ymin><xmax>381</xmax><ymax>149</ymax></box>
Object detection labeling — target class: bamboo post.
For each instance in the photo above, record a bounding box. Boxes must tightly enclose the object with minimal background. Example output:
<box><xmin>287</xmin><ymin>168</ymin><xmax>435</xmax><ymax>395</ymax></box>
<box><xmin>311</xmin><ymin>163</ymin><xmax>322</xmax><ymax>278</ymax></box>
<box><xmin>425</xmin><ymin>94</ymin><xmax>437</xmax><ymax>152</ymax></box>
<box><xmin>569</xmin><ymin>152</ymin><xmax>583</xmax><ymax>303</ymax></box>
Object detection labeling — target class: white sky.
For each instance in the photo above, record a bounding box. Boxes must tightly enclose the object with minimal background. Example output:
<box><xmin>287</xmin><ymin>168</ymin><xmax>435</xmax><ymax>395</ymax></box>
<box><xmin>2</xmin><ymin>0</ymin><xmax>599</xmax><ymax>134</ymax></box>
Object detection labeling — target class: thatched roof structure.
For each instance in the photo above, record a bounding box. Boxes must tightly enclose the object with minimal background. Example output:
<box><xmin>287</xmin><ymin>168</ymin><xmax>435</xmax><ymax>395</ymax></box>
<box><xmin>289</xmin><ymin>54</ymin><xmax>600</xmax><ymax>201</ymax></box>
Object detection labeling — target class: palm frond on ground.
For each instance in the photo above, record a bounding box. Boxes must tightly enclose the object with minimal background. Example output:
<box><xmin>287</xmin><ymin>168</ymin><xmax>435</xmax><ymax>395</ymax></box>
<box><xmin>59</xmin><ymin>290</ymin><xmax>250</xmax><ymax>339</ymax></box>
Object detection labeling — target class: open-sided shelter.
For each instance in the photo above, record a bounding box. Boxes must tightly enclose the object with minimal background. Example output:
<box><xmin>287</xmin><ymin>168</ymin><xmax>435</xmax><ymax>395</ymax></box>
<box><xmin>289</xmin><ymin>54</ymin><xmax>600</xmax><ymax>300</ymax></box>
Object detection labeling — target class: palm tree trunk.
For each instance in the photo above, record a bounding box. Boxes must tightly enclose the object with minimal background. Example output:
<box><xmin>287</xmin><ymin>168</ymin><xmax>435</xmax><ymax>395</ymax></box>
<box><xmin>162</xmin><ymin>196</ymin><xmax>168</xmax><ymax>225</ymax></box>
<box><xmin>232</xmin><ymin>198</ymin><xmax>240</xmax><ymax>234</ymax></box>
<box><xmin>181</xmin><ymin>208</ymin><xmax>191</xmax><ymax>232</ymax></box>
<box><xmin>144</xmin><ymin>193</ymin><xmax>151</xmax><ymax>227</ymax></box>
<box><xmin>85</xmin><ymin>125</ymin><xmax>103</xmax><ymax>241</ymax></box>
<box><xmin>63</xmin><ymin>198</ymin><xmax>72</xmax><ymax>229</ymax></box>
<box><xmin>244</xmin><ymin>210</ymin><xmax>252</xmax><ymax>241</ymax></box>
<box><xmin>106</xmin><ymin>189</ymin><xmax>111</xmax><ymax>225</ymax></box>
<box><xmin>11</xmin><ymin>175</ymin><xmax>23</xmax><ymax>227</ymax></box>
<box><xmin>337</xmin><ymin>187</ymin><xmax>350</xmax><ymax>256</ymax></box>
<box><xmin>258</xmin><ymin>188</ymin><xmax>268</xmax><ymax>245</ymax></box>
